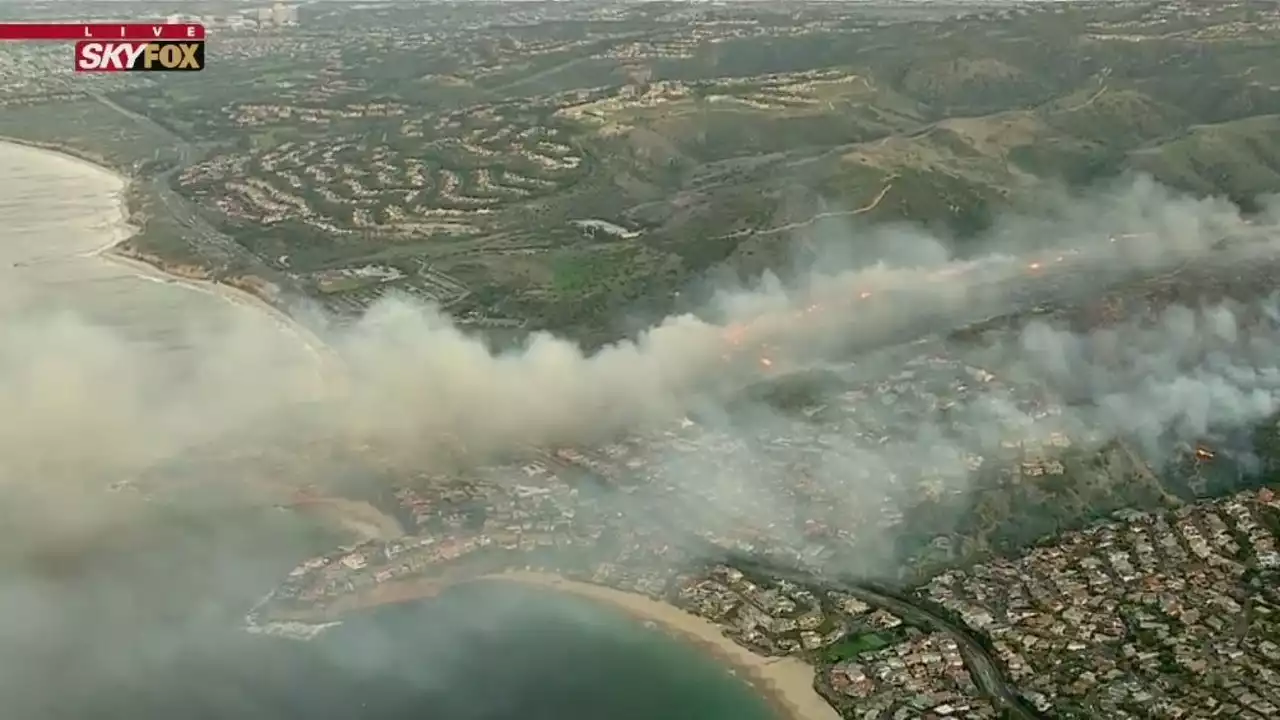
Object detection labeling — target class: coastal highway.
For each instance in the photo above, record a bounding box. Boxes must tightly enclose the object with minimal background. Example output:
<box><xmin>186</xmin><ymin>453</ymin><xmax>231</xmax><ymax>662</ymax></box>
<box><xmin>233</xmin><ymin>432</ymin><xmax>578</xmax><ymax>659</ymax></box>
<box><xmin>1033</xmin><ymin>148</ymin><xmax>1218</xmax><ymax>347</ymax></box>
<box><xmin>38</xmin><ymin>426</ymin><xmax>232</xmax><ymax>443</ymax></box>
<box><xmin>831</xmin><ymin>581</ymin><xmax>1047</xmax><ymax>720</ymax></box>
<box><xmin>88</xmin><ymin>92</ymin><xmax>265</xmax><ymax>271</ymax></box>
<box><xmin>736</xmin><ymin>560</ymin><xmax>1050</xmax><ymax>720</ymax></box>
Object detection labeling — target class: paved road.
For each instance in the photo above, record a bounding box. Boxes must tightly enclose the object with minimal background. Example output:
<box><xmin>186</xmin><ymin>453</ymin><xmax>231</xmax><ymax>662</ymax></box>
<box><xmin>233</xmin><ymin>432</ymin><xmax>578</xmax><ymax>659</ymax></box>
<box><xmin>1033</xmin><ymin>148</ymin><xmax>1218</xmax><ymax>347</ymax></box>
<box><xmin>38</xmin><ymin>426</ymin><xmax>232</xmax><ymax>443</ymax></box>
<box><xmin>90</xmin><ymin>92</ymin><xmax>481</xmax><ymax>309</ymax></box>
<box><xmin>89</xmin><ymin>92</ymin><xmax>249</xmax><ymax>269</ymax></box>
<box><xmin>737</xmin><ymin>560</ymin><xmax>1049</xmax><ymax>720</ymax></box>
<box><xmin>833</xmin><ymin>581</ymin><xmax>1046</xmax><ymax>720</ymax></box>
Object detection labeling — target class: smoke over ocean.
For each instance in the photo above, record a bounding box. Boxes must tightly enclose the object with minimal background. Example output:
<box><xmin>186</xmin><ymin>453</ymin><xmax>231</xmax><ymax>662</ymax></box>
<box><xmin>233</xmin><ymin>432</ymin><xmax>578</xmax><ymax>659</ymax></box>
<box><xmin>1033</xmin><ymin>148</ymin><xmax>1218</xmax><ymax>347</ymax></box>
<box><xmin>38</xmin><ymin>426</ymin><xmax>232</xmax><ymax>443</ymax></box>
<box><xmin>3</xmin><ymin>174</ymin><xmax>1280</xmax><ymax>544</ymax></box>
<box><xmin>8</xmin><ymin>146</ymin><xmax>1280</xmax><ymax>718</ymax></box>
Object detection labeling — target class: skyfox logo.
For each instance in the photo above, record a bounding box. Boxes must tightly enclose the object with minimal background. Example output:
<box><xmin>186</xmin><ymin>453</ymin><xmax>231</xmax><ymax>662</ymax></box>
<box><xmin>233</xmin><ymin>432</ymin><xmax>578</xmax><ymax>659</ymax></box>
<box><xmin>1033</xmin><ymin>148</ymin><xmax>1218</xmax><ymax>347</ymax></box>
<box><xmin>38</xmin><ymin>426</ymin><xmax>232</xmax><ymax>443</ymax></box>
<box><xmin>74</xmin><ymin>41</ymin><xmax>204</xmax><ymax>72</ymax></box>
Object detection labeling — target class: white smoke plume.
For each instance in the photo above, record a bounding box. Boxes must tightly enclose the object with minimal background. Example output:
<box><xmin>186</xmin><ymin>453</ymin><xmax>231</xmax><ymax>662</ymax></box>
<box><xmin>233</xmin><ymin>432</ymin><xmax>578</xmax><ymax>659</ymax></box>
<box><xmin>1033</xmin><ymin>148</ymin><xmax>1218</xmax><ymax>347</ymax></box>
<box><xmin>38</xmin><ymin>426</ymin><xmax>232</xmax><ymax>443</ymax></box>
<box><xmin>6</xmin><ymin>166</ymin><xmax>1280</xmax><ymax>712</ymax></box>
<box><xmin>320</xmin><ymin>176</ymin><xmax>1280</xmax><ymax>468</ymax></box>
<box><xmin>2</xmin><ymin>174</ymin><xmax>1280</xmax><ymax>530</ymax></box>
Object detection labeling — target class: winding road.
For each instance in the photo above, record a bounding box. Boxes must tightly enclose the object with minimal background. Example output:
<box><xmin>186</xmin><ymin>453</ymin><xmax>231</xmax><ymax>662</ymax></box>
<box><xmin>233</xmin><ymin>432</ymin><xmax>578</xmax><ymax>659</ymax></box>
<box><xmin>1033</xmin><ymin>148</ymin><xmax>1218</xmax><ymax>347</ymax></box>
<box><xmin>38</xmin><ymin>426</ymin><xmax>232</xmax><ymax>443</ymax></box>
<box><xmin>736</xmin><ymin>560</ymin><xmax>1050</xmax><ymax>719</ymax></box>
<box><xmin>833</xmin><ymin>581</ymin><xmax>1046</xmax><ymax>720</ymax></box>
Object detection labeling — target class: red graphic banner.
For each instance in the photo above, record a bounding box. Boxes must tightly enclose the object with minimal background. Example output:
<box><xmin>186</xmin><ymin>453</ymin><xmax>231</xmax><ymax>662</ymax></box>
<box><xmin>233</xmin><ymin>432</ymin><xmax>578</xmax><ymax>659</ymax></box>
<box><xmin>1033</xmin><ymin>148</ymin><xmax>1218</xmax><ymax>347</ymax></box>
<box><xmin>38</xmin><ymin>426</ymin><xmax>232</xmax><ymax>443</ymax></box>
<box><xmin>0</xmin><ymin>23</ymin><xmax>205</xmax><ymax>41</ymax></box>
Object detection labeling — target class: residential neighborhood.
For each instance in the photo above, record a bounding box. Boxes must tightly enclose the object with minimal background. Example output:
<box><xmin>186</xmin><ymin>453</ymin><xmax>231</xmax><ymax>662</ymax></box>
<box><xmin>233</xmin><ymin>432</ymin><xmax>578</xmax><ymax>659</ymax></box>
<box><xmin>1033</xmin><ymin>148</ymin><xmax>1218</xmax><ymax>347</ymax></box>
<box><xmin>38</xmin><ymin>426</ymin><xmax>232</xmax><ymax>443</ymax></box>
<box><xmin>924</xmin><ymin>490</ymin><xmax>1280</xmax><ymax>718</ymax></box>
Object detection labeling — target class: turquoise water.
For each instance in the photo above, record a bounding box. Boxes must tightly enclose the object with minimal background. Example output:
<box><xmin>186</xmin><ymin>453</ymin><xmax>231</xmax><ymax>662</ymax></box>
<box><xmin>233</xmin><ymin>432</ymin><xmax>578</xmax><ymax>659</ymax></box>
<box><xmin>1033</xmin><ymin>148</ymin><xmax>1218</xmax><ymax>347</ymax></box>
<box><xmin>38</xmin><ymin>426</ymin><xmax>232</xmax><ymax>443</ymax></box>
<box><xmin>307</xmin><ymin>582</ymin><xmax>782</xmax><ymax>720</ymax></box>
<box><xmin>8</xmin><ymin>562</ymin><xmax>783</xmax><ymax>720</ymax></box>
<box><xmin>0</xmin><ymin>142</ymin><xmax>781</xmax><ymax>720</ymax></box>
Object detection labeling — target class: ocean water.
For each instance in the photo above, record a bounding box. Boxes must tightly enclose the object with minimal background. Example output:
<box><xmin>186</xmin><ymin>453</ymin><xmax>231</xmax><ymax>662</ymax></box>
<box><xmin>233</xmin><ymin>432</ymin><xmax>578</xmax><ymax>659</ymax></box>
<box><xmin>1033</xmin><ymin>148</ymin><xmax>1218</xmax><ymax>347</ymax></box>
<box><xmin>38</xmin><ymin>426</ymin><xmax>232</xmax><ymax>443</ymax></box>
<box><xmin>0</xmin><ymin>141</ymin><xmax>779</xmax><ymax>720</ymax></box>
<box><xmin>22</xmin><ymin>575</ymin><xmax>782</xmax><ymax>720</ymax></box>
<box><xmin>0</xmin><ymin>142</ymin><xmax>298</xmax><ymax>352</ymax></box>
<box><xmin>311</xmin><ymin>583</ymin><xmax>782</xmax><ymax>720</ymax></box>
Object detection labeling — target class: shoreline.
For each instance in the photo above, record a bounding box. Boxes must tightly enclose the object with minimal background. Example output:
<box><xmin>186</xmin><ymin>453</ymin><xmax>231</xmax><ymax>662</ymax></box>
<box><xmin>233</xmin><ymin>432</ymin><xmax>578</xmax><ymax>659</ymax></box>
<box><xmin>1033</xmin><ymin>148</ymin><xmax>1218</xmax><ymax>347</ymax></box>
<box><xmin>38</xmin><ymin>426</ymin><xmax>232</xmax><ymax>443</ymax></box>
<box><xmin>2</xmin><ymin>139</ymin><xmax>838</xmax><ymax>718</ymax></box>
<box><xmin>0</xmin><ymin>134</ymin><xmax>129</xmax><ymax>178</ymax></box>
<box><xmin>265</xmin><ymin>570</ymin><xmax>841</xmax><ymax>720</ymax></box>
<box><xmin>0</xmin><ymin>137</ymin><xmax>336</xmax><ymax>372</ymax></box>
<box><xmin>101</xmin><ymin>245</ymin><xmax>334</xmax><ymax>365</ymax></box>
<box><xmin>478</xmin><ymin>571</ymin><xmax>842</xmax><ymax>720</ymax></box>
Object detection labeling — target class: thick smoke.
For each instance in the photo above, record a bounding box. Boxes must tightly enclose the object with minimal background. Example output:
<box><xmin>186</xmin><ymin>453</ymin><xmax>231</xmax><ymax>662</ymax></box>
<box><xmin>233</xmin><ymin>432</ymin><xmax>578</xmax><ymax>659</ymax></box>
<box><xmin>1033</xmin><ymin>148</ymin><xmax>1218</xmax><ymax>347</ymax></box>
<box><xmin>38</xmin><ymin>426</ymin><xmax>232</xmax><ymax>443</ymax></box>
<box><xmin>6</xmin><ymin>160</ymin><xmax>1280</xmax><ymax>714</ymax></box>
<box><xmin>326</xmin><ymin>176</ymin><xmax>1280</xmax><ymax>467</ymax></box>
<box><xmin>632</xmin><ymin>293</ymin><xmax>1280</xmax><ymax>568</ymax></box>
<box><xmin>2</xmin><ymin>174</ymin><xmax>1280</xmax><ymax>532</ymax></box>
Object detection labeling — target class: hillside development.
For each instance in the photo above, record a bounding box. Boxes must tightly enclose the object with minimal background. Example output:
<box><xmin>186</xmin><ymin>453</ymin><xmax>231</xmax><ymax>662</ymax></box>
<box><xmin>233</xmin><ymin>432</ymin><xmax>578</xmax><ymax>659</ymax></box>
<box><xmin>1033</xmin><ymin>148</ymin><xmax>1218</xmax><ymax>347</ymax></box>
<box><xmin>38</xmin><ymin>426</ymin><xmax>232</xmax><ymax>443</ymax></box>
<box><xmin>6</xmin><ymin>2</ymin><xmax>1280</xmax><ymax>719</ymax></box>
<box><xmin>2</xmin><ymin>0</ymin><xmax>1280</xmax><ymax>342</ymax></box>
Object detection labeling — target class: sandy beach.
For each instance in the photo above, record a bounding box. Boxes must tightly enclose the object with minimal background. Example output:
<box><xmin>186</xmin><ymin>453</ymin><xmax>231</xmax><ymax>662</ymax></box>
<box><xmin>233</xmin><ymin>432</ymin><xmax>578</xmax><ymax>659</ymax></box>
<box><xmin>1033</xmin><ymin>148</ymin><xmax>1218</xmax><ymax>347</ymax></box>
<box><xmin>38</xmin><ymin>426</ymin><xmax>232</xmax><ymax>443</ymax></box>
<box><xmin>0</xmin><ymin>133</ymin><xmax>126</xmax><ymax>177</ymax></box>
<box><xmin>0</xmin><ymin>135</ymin><xmax>335</xmax><ymax>374</ymax></box>
<box><xmin>0</xmin><ymin>138</ymin><xmax>357</xmax><ymax>497</ymax></box>
<box><xmin>0</xmin><ymin>140</ymin><xmax>838</xmax><ymax>717</ymax></box>
<box><xmin>268</xmin><ymin>569</ymin><xmax>840</xmax><ymax>720</ymax></box>
<box><xmin>101</xmin><ymin>245</ymin><xmax>338</xmax><ymax>375</ymax></box>
<box><xmin>482</xmin><ymin>572</ymin><xmax>842</xmax><ymax>720</ymax></box>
